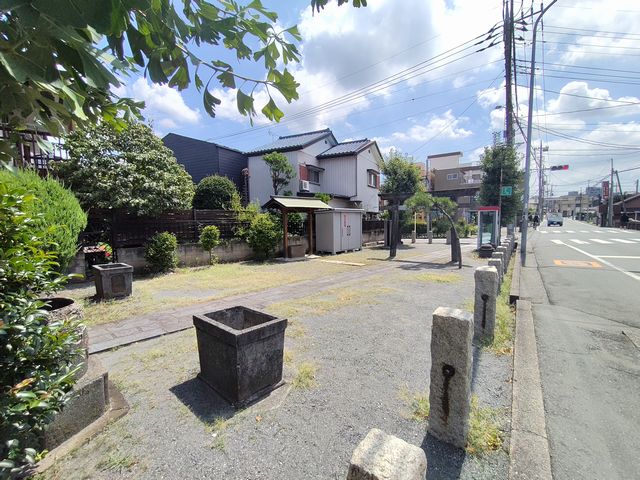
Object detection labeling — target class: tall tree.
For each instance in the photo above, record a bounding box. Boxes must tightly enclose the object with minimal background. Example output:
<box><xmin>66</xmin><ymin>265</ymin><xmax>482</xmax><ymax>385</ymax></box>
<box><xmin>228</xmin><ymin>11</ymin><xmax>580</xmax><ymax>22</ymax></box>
<box><xmin>0</xmin><ymin>1</ymin><xmax>366</xmax><ymax>161</ymax></box>
<box><xmin>378</xmin><ymin>150</ymin><xmax>423</xmax><ymax>195</ymax></box>
<box><xmin>263</xmin><ymin>152</ymin><xmax>295</xmax><ymax>196</ymax></box>
<box><xmin>479</xmin><ymin>143</ymin><xmax>523</xmax><ymax>225</ymax></box>
<box><xmin>54</xmin><ymin>121</ymin><xmax>194</xmax><ymax>215</ymax></box>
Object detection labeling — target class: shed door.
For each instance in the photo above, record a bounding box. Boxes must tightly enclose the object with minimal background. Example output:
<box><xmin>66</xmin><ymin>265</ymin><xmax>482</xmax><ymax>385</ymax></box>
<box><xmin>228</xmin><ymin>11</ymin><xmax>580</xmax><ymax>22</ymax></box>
<box><xmin>340</xmin><ymin>213</ymin><xmax>350</xmax><ymax>251</ymax></box>
<box><xmin>349</xmin><ymin>213</ymin><xmax>362</xmax><ymax>250</ymax></box>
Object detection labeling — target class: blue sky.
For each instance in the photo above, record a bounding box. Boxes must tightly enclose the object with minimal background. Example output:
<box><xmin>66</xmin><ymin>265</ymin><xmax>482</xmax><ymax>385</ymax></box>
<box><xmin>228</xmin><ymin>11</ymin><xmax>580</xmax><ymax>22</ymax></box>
<box><xmin>115</xmin><ymin>0</ymin><xmax>640</xmax><ymax>195</ymax></box>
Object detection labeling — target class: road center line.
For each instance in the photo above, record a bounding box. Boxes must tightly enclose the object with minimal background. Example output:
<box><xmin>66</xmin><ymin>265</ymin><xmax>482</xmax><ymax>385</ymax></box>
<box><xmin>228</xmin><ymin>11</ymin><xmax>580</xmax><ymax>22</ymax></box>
<box><xmin>555</xmin><ymin>242</ymin><xmax>640</xmax><ymax>282</ymax></box>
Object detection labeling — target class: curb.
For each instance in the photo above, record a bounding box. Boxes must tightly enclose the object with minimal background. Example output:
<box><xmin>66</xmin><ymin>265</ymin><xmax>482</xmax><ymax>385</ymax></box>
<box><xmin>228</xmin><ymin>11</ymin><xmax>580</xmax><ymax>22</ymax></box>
<box><xmin>509</xmin><ymin>298</ymin><xmax>552</xmax><ymax>479</ymax></box>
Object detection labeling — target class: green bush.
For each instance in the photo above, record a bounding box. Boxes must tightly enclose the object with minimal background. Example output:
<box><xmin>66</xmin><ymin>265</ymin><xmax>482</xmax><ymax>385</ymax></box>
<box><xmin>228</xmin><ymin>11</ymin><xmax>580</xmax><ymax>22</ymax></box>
<box><xmin>432</xmin><ymin>218</ymin><xmax>450</xmax><ymax>237</ymax></box>
<box><xmin>144</xmin><ymin>232</ymin><xmax>178</xmax><ymax>273</ymax></box>
<box><xmin>192</xmin><ymin>175</ymin><xmax>240</xmax><ymax>210</ymax></box>
<box><xmin>0</xmin><ymin>182</ymin><xmax>82</xmax><ymax>477</ymax></box>
<box><xmin>247</xmin><ymin>213</ymin><xmax>282</xmax><ymax>260</ymax></box>
<box><xmin>287</xmin><ymin>212</ymin><xmax>305</xmax><ymax>236</ymax></box>
<box><xmin>199</xmin><ymin>225</ymin><xmax>221</xmax><ymax>264</ymax></box>
<box><xmin>0</xmin><ymin>168</ymin><xmax>87</xmax><ymax>270</ymax></box>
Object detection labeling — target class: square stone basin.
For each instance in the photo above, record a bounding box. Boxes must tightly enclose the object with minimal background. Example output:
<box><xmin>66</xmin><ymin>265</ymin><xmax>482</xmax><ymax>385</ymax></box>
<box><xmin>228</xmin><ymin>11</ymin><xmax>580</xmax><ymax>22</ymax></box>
<box><xmin>92</xmin><ymin>263</ymin><xmax>133</xmax><ymax>300</ymax></box>
<box><xmin>193</xmin><ymin>306</ymin><xmax>287</xmax><ymax>407</ymax></box>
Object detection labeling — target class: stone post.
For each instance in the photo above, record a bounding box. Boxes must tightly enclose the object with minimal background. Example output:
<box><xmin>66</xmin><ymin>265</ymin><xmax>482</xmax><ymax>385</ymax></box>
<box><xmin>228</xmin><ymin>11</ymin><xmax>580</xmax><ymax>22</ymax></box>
<box><xmin>473</xmin><ymin>266</ymin><xmax>498</xmax><ymax>341</ymax></box>
<box><xmin>428</xmin><ymin>307</ymin><xmax>473</xmax><ymax>448</ymax></box>
<box><xmin>501</xmin><ymin>243</ymin><xmax>511</xmax><ymax>266</ymax></box>
<box><xmin>496</xmin><ymin>246</ymin><xmax>508</xmax><ymax>272</ymax></box>
<box><xmin>488</xmin><ymin>258</ymin><xmax>503</xmax><ymax>291</ymax></box>
<box><xmin>491</xmin><ymin>251</ymin><xmax>505</xmax><ymax>274</ymax></box>
<box><xmin>347</xmin><ymin>428</ymin><xmax>427</xmax><ymax>480</ymax></box>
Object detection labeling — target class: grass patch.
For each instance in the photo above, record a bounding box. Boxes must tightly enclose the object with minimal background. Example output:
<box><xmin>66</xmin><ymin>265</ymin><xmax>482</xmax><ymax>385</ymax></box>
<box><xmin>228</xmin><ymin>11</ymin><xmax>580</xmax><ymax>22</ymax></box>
<box><xmin>411</xmin><ymin>272</ymin><xmax>462</xmax><ymax>284</ymax></box>
<box><xmin>466</xmin><ymin>396</ymin><xmax>504</xmax><ymax>455</ymax></box>
<box><xmin>206</xmin><ymin>417</ymin><xmax>229</xmax><ymax>451</ymax></box>
<box><xmin>399</xmin><ymin>385</ymin><xmax>430</xmax><ymax>422</ymax></box>
<box><xmin>293</xmin><ymin>362</ymin><xmax>317</xmax><ymax>389</ymax></box>
<box><xmin>462</xmin><ymin>297</ymin><xmax>474</xmax><ymax>313</ymax></box>
<box><xmin>283</xmin><ymin>350</ymin><xmax>294</xmax><ymax>365</ymax></box>
<box><xmin>96</xmin><ymin>449</ymin><xmax>139</xmax><ymax>472</ymax></box>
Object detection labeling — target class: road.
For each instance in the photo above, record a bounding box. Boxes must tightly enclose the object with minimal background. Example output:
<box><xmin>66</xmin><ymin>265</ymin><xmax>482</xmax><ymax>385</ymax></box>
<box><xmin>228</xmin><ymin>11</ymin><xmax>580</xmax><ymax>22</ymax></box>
<box><xmin>526</xmin><ymin>218</ymin><xmax>640</xmax><ymax>480</ymax></box>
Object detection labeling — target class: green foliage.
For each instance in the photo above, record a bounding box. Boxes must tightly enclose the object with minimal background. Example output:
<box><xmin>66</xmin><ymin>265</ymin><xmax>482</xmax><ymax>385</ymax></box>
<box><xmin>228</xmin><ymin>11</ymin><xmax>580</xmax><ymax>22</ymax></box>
<box><xmin>311</xmin><ymin>0</ymin><xmax>368</xmax><ymax>12</ymax></box>
<box><xmin>192</xmin><ymin>176</ymin><xmax>240</xmax><ymax>210</ymax></box>
<box><xmin>314</xmin><ymin>192</ymin><xmax>331</xmax><ymax>204</ymax></box>
<box><xmin>0</xmin><ymin>1</ymin><xmax>315</xmax><ymax>161</ymax></box>
<box><xmin>263</xmin><ymin>152</ymin><xmax>295</xmax><ymax>195</ymax></box>
<box><xmin>0</xmin><ymin>168</ymin><xmax>87</xmax><ymax>270</ymax></box>
<box><xmin>378</xmin><ymin>150</ymin><xmax>423</xmax><ymax>195</ymax></box>
<box><xmin>54</xmin><ymin>122</ymin><xmax>194</xmax><ymax>216</ymax></box>
<box><xmin>199</xmin><ymin>226</ymin><xmax>221</xmax><ymax>264</ymax></box>
<box><xmin>432</xmin><ymin>218</ymin><xmax>450</xmax><ymax>237</ymax></box>
<box><xmin>479</xmin><ymin>143</ymin><xmax>523</xmax><ymax>225</ymax></box>
<box><xmin>0</xmin><ymin>182</ymin><xmax>82</xmax><ymax>477</ymax></box>
<box><xmin>144</xmin><ymin>232</ymin><xmax>178</xmax><ymax>273</ymax></box>
<box><xmin>247</xmin><ymin>213</ymin><xmax>282</xmax><ymax>260</ymax></box>
<box><xmin>287</xmin><ymin>212</ymin><xmax>305</xmax><ymax>236</ymax></box>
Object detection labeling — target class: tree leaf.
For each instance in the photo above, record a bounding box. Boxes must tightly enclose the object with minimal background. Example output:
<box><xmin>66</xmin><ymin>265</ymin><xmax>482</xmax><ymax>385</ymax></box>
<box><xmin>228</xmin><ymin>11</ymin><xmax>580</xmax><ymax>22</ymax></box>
<box><xmin>261</xmin><ymin>98</ymin><xmax>283</xmax><ymax>122</ymax></box>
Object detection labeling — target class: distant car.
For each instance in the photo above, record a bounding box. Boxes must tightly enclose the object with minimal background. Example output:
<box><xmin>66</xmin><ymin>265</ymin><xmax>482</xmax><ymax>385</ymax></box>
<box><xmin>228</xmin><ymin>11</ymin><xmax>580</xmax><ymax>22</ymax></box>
<box><xmin>547</xmin><ymin>213</ymin><xmax>563</xmax><ymax>226</ymax></box>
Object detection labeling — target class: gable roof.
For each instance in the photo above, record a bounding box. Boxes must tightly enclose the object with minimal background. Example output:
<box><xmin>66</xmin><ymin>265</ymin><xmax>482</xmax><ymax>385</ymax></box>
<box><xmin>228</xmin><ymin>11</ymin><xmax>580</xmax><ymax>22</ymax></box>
<box><xmin>162</xmin><ymin>133</ymin><xmax>243</xmax><ymax>154</ymax></box>
<box><xmin>316</xmin><ymin>139</ymin><xmax>376</xmax><ymax>159</ymax></box>
<box><xmin>245</xmin><ymin>128</ymin><xmax>335</xmax><ymax>155</ymax></box>
<box><xmin>262</xmin><ymin>196</ymin><xmax>331</xmax><ymax>210</ymax></box>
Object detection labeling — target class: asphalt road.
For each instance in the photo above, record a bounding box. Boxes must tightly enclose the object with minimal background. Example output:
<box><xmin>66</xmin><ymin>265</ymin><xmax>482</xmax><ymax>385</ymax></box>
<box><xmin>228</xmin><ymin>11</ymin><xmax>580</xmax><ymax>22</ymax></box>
<box><xmin>526</xmin><ymin>218</ymin><xmax>640</xmax><ymax>480</ymax></box>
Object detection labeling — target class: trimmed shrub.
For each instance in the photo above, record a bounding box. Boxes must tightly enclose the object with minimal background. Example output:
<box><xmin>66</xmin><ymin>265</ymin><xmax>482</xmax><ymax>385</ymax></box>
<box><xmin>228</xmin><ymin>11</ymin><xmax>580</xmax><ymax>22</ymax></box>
<box><xmin>144</xmin><ymin>232</ymin><xmax>178</xmax><ymax>273</ymax></box>
<box><xmin>0</xmin><ymin>168</ymin><xmax>87</xmax><ymax>270</ymax></box>
<box><xmin>199</xmin><ymin>225</ymin><xmax>221</xmax><ymax>264</ymax></box>
<box><xmin>192</xmin><ymin>175</ymin><xmax>239</xmax><ymax>210</ymax></box>
<box><xmin>0</xmin><ymin>182</ymin><xmax>82</xmax><ymax>477</ymax></box>
<box><xmin>247</xmin><ymin>213</ymin><xmax>281</xmax><ymax>260</ymax></box>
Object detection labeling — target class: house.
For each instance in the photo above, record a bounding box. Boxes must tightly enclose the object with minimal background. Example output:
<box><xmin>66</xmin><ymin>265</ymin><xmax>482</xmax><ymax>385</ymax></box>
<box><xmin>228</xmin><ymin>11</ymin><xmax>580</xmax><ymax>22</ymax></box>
<box><xmin>162</xmin><ymin>133</ymin><xmax>248</xmax><ymax>192</ymax></box>
<box><xmin>1</xmin><ymin>127</ymin><xmax>67</xmax><ymax>174</ymax></box>
<box><xmin>427</xmin><ymin>151</ymin><xmax>483</xmax><ymax>221</ymax></box>
<box><xmin>245</xmin><ymin>128</ymin><xmax>381</xmax><ymax>214</ymax></box>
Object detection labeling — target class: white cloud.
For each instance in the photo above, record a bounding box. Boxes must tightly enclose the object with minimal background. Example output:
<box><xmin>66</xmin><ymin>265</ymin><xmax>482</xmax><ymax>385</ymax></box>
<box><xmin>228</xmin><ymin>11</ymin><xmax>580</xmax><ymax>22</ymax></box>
<box><xmin>390</xmin><ymin>110</ymin><xmax>473</xmax><ymax>142</ymax></box>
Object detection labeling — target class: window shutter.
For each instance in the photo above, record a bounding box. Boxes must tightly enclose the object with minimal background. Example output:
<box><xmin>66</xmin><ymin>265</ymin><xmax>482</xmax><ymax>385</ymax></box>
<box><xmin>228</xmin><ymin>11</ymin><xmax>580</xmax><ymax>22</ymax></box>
<box><xmin>299</xmin><ymin>164</ymin><xmax>309</xmax><ymax>181</ymax></box>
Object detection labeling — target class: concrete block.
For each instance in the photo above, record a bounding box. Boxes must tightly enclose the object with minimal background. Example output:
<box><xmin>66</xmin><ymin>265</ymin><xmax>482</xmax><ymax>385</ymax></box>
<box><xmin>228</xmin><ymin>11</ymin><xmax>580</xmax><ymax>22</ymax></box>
<box><xmin>488</xmin><ymin>258</ymin><xmax>503</xmax><ymax>291</ymax></box>
<box><xmin>429</xmin><ymin>307</ymin><xmax>473</xmax><ymax>448</ymax></box>
<box><xmin>474</xmin><ymin>266</ymin><xmax>498</xmax><ymax>341</ymax></box>
<box><xmin>92</xmin><ymin>263</ymin><xmax>133</xmax><ymax>299</ymax></box>
<box><xmin>491</xmin><ymin>251</ymin><xmax>505</xmax><ymax>274</ymax></box>
<box><xmin>347</xmin><ymin>428</ymin><xmax>427</xmax><ymax>480</ymax></box>
<box><xmin>43</xmin><ymin>356</ymin><xmax>109</xmax><ymax>450</ymax></box>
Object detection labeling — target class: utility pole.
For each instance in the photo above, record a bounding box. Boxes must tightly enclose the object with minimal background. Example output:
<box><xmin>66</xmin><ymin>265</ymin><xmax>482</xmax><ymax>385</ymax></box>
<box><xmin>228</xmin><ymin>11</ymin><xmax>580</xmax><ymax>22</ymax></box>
<box><xmin>578</xmin><ymin>188</ymin><xmax>582</xmax><ymax>220</ymax></box>
<box><xmin>503</xmin><ymin>0</ymin><xmax>515</xmax><ymax>146</ymax></box>
<box><xmin>521</xmin><ymin>0</ymin><xmax>558</xmax><ymax>266</ymax></box>
<box><xmin>607</xmin><ymin>159</ymin><xmax>614</xmax><ymax>227</ymax></box>
<box><xmin>537</xmin><ymin>142</ymin><xmax>547</xmax><ymax>218</ymax></box>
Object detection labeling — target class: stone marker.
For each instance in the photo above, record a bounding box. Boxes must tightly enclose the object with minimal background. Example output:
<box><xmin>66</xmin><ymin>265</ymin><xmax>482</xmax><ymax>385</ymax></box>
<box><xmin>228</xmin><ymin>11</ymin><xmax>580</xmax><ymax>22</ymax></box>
<box><xmin>347</xmin><ymin>428</ymin><xmax>427</xmax><ymax>480</ymax></box>
<box><xmin>488</xmin><ymin>258</ymin><xmax>503</xmax><ymax>291</ymax></box>
<box><xmin>473</xmin><ymin>266</ymin><xmax>498</xmax><ymax>341</ymax></box>
<box><xmin>496</xmin><ymin>246</ymin><xmax>508</xmax><ymax>272</ymax></box>
<box><xmin>429</xmin><ymin>307</ymin><xmax>473</xmax><ymax>448</ymax></box>
<box><xmin>491</xmin><ymin>251</ymin><xmax>505</xmax><ymax>274</ymax></box>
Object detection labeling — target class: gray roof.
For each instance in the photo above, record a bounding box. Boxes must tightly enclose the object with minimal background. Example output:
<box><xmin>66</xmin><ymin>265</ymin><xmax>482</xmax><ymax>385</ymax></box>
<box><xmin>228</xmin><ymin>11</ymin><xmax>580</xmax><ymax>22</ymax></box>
<box><xmin>317</xmin><ymin>139</ymin><xmax>373</xmax><ymax>158</ymax></box>
<box><xmin>245</xmin><ymin>128</ymin><xmax>334</xmax><ymax>155</ymax></box>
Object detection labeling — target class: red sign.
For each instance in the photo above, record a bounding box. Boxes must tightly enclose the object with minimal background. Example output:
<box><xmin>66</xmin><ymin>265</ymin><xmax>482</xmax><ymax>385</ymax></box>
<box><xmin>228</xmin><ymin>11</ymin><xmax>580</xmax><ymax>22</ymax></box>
<box><xmin>602</xmin><ymin>181</ymin><xmax>609</xmax><ymax>199</ymax></box>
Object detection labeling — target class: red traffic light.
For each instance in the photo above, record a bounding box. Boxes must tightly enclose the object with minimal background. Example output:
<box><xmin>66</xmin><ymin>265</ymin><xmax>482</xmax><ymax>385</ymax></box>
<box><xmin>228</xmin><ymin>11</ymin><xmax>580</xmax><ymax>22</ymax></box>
<box><xmin>550</xmin><ymin>165</ymin><xmax>569</xmax><ymax>171</ymax></box>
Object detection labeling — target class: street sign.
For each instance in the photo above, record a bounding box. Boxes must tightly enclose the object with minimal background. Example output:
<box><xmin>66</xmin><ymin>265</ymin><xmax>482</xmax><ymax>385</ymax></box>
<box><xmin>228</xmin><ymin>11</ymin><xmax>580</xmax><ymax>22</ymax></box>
<box><xmin>501</xmin><ymin>186</ymin><xmax>513</xmax><ymax>196</ymax></box>
<box><xmin>602</xmin><ymin>180</ymin><xmax>609</xmax><ymax>199</ymax></box>
<box><xmin>550</xmin><ymin>165</ymin><xmax>569</xmax><ymax>171</ymax></box>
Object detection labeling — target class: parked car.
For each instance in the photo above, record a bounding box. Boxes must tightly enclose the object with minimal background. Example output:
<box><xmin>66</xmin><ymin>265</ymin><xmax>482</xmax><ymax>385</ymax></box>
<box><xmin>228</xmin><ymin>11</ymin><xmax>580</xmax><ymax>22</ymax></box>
<box><xmin>547</xmin><ymin>213</ymin><xmax>563</xmax><ymax>226</ymax></box>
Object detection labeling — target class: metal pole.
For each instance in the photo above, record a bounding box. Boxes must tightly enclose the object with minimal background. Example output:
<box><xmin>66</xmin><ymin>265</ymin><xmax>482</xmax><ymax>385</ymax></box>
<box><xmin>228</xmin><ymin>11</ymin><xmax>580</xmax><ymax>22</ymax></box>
<box><xmin>538</xmin><ymin>142</ymin><xmax>544</xmax><ymax>218</ymax></box>
<box><xmin>520</xmin><ymin>0</ymin><xmax>558</xmax><ymax>266</ymax></box>
<box><xmin>607</xmin><ymin>159</ymin><xmax>614</xmax><ymax>227</ymax></box>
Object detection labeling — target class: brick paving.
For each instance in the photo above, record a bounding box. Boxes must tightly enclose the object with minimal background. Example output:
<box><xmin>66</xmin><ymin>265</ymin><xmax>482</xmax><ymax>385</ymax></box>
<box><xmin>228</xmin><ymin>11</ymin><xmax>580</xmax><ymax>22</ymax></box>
<box><xmin>88</xmin><ymin>241</ymin><xmax>476</xmax><ymax>353</ymax></box>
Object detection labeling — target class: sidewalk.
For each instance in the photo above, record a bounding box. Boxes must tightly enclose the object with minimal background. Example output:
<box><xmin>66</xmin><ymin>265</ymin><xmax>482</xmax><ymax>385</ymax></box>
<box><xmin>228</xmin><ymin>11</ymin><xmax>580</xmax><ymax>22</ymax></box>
<box><xmin>88</xmin><ymin>240</ymin><xmax>475</xmax><ymax>353</ymax></box>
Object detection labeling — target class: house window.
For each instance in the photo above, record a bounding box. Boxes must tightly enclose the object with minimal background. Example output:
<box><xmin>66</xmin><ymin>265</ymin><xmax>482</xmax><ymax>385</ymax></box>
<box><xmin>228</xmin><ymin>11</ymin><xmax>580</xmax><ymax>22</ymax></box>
<box><xmin>367</xmin><ymin>170</ymin><xmax>378</xmax><ymax>188</ymax></box>
<box><xmin>309</xmin><ymin>169</ymin><xmax>320</xmax><ymax>184</ymax></box>
<box><xmin>447</xmin><ymin>173</ymin><xmax>458</xmax><ymax>181</ymax></box>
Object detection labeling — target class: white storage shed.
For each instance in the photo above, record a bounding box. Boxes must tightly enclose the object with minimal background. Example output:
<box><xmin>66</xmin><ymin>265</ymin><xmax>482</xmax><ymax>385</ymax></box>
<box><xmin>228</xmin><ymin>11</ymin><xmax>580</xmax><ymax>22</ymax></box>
<box><xmin>315</xmin><ymin>208</ymin><xmax>364</xmax><ymax>254</ymax></box>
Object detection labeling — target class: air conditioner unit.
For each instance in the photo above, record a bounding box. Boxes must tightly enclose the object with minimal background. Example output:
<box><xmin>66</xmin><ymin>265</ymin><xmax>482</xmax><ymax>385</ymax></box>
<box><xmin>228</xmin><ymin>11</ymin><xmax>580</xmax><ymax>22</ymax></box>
<box><xmin>300</xmin><ymin>180</ymin><xmax>310</xmax><ymax>192</ymax></box>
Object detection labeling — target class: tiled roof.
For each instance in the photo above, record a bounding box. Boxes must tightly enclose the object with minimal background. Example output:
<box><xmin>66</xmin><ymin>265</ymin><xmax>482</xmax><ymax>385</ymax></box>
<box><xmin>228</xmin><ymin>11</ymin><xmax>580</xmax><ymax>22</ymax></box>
<box><xmin>245</xmin><ymin>128</ymin><xmax>334</xmax><ymax>155</ymax></box>
<box><xmin>317</xmin><ymin>139</ymin><xmax>372</xmax><ymax>158</ymax></box>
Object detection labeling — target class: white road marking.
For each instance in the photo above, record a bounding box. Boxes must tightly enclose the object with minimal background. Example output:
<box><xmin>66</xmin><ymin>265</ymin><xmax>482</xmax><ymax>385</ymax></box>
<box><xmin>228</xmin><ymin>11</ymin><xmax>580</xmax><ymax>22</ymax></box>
<box><xmin>598</xmin><ymin>256</ymin><xmax>640</xmax><ymax>259</ymax></box>
<box><xmin>590</xmin><ymin>239</ymin><xmax>613</xmax><ymax>244</ymax></box>
<box><xmin>569</xmin><ymin>239</ymin><xmax>589</xmax><ymax>244</ymax></box>
<box><xmin>551</xmin><ymin>230</ymin><xmax>563</xmax><ymax>233</ymax></box>
<box><xmin>551</xmin><ymin>239</ymin><xmax>565</xmax><ymax>245</ymax></box>
<box><xmin>540</xmin><ymin>230</ymin><xmax>548</xmax><ymax>234</ymax></box>
<box><xmin>579</xmin><ymin>230</ymin><xmax>589</xmax><ymax>233</ymax></box>
<box><xmin>557</xmin><ymin>243</ymin><xmax>640</xmax><ymax>282</ymax></box>
<box><xmin>566</xmin><ymin>230</ymin><xmax>576</xmax><ymax>233</ymax></box>
<box><xmin>590</xmin><ymin>230</ymin><xmax>604</xmax><ymax>234</ymax></box>
<box><xmin>610</xmin><ymin>238</ymin><xmax>636</xmax><ymax>244</ymax></box>
<box><xmin>631</xmin><ymin>239</ymin><xmax>640</xmax><ymax>242</ymax></box>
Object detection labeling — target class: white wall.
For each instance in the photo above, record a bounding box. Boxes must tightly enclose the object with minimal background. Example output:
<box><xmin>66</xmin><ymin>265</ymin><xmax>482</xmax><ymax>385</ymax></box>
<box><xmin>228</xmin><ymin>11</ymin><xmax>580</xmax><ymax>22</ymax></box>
<box><xmin>428</xmin><ymin>153</ymin><xmax>463</xmax><ymax>170</ymax></box>
<box><xmin>355</xmin><ymin>147</ymin><xmax>380</xmax><ymax>213</ymax></box>
<box><xmin>321</xmin><ymin>156</ymin><xmax>356</xmax><ymax>198</ymax></box>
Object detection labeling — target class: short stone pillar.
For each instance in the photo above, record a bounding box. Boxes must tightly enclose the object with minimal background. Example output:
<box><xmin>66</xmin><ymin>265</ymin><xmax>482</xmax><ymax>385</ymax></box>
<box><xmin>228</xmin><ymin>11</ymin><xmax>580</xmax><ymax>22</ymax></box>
<box><xmin>473</xmin><ymin>266</ymin><xmax>498</xmax><ymax>341</ymax></box>
<box><xmin>496</xmin><ymin>246</ymin><xmax>508</xmax><ymax>271</ymax></box>
<box><xmin>501</xmin><ymin>243</ymin><xmax>511</xmax><ymax>265</ymax></box>
<box><xmin>488</xmin><ymin>258</ymin><xmax>503</xmax><ymax>291</ymax></box>
<box><xmin>347</xmin><ymin>428</ymin><xmax>427</xmax><ymax>480</ymax></box>
<box><xmin>428</xmin><ymin>307</ymin><xmax>473</xmax><ymax>448</ymax></box>
<box><xmin>491</xmin><ymin>251</ymin><xmax>505</xmax><ymax>274</ymax></box>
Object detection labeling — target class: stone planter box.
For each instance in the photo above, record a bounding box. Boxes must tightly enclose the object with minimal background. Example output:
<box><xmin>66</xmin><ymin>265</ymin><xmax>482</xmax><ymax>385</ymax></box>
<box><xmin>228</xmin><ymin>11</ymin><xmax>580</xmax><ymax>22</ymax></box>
<box><xmin>287</xmin><ymin>244</ymin><xmax>306</xmax><ymax>258</ymax></box>
<box><xmin>92</xmin><ymin>263</ymin><xmax>133</xmax><ymax>299</ymax></box>
<box><xmin>193</xmin><ymin>306</ymin><xmax>287</xmax><ymax>406</ymax></box>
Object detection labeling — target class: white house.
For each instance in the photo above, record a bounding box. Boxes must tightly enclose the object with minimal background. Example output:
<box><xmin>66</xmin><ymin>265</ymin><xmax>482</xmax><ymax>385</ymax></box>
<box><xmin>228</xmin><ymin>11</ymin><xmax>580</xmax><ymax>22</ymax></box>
<box><xmin>245</xmin><ymin>128</ymin><xmax>381</xmax><ymax>214</ymax></box>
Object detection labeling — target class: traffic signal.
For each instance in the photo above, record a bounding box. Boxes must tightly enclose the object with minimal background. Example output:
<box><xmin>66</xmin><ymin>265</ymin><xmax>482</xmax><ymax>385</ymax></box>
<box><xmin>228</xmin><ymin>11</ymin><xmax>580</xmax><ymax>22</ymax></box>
<box><xmin>550</xmin><ymin>165</ymin><xmax>569</xmax><ymax>171</ymax></box>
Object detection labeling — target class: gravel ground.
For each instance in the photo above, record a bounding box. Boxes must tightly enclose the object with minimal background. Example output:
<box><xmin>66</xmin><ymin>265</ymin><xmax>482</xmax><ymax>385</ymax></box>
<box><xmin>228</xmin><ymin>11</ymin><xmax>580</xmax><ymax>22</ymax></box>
<box><xmin>41</xmin><ymin>247</ymin><xmax>512</xmax><ymax>480</ymax></box>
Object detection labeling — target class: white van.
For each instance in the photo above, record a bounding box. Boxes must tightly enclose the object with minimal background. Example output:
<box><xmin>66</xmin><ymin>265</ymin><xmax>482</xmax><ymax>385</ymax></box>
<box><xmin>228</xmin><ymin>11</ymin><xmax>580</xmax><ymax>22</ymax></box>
<box><xmin>547</xmin><ymin>213</ymin><xmax>563</xmax><ymax>227</ymax></box>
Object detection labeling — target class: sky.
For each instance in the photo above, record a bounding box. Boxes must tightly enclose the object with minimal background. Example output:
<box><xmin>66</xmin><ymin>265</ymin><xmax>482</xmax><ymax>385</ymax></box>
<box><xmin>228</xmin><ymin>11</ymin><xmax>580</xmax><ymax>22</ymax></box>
<box><xmin>114</xmin><ymin>0</ymin><xmax>640</xmax><ymax>196</ymax></box>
